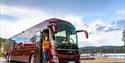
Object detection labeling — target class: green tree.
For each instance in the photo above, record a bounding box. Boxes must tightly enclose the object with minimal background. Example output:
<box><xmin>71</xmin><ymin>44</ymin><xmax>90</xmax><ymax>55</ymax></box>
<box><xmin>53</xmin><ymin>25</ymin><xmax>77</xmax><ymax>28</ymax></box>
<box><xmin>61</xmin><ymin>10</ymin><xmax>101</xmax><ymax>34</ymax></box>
<box><xmin>0</xmin><ymin>37</ymin><xmax>6</xmax><ymax>48</ymax></box>
<box><xmin>122</xmin><ymin>30</ymin><xmax>125</xmax><ymax>46</ymax></box>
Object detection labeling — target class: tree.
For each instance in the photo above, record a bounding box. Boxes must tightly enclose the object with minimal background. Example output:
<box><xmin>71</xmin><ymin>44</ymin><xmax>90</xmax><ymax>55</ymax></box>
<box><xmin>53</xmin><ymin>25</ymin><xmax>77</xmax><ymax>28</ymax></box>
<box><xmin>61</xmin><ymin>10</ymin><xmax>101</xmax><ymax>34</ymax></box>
<box><xmin>122</xmin><ymin>30</ymin><xmax>125</xmax><ymax>46</ymax></box>
<box><xmin>0</xmin><ymin>38</ymin><xmax>6</xmax><ymax>48</ymax></box>
<box><xmin>0</xmin><ymin>37</ymin><xmax>6</xmax><ymax>53</ymax></box>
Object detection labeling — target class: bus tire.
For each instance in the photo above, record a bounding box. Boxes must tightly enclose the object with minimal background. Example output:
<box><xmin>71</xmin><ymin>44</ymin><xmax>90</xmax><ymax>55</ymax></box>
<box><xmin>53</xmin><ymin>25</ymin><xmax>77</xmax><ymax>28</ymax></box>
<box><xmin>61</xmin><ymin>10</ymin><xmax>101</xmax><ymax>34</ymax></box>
<box><xmin>7</xmin><ymin>54</ymin><xmax>12</xmax><ymax>62</ymax></box>
<box><xmin>29</xmin><ymin>53</ymin><xmax>39</xmax><ymax>63</ymax></box>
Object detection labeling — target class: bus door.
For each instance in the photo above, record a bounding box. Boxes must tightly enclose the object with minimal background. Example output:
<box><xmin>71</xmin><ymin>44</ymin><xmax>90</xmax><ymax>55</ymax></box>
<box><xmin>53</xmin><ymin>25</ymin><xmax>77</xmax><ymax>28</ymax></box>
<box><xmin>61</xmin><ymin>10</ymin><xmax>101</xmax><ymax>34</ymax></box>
<box><xmin>40</xmin><ymin>29</ymin><xmax>50</xmax><ymax>63</ymax></box>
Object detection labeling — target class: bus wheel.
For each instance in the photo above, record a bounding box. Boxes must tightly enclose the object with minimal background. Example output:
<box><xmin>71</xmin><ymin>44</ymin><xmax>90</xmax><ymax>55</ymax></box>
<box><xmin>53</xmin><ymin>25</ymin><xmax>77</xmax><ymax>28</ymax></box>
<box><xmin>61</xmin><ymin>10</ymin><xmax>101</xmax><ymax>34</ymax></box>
<box><xmin>7</xmin><ymin>54</ymin><xmax>12</xmax><ymax>62</ymax></box>
<box><xmin>29</xmin><ymin>54</ymin><xmax>39</xmax><ymax>63</ymax></box>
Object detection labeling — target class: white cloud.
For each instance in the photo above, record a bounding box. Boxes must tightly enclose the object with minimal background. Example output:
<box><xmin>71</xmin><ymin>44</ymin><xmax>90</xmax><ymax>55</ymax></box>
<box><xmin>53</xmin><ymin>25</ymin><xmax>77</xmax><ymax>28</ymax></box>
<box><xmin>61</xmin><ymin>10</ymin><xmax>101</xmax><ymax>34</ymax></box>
<box><xmin>0</xmin><ymin>5</ymin><xmax>123</xmax><ymax>47</ymax></box>
<box><xmin>116</xmin><ymin>10</ymin><xmax>125</xmax><ymax>16</ymax></box>
<box><xmin>96</xmin><ymin>13</ymin><xmax>107</xmax><ymax>16</ymax></box>
<box><xmin>79</xmin><ymin>30</ymin><xmax>123</xmax><ymax>47</ymax></box>
<box><xmin>62</xmin><ymin>15</ymin><xmax>84</xmax><ymax>29</ymax></box>
<box><xmin>78</xmin><ymin>19</ymin><xmax>124</xmax><ymax>47</ymax></box>
<box><xmin>0</xmin><ymin>5</ymin><xmax>52</xmax><ymax>38</ymax></box>
<box><xmin>0</xmin><ymin>5</ymin><xmax>84</xmax><ymax>38</ymax></box>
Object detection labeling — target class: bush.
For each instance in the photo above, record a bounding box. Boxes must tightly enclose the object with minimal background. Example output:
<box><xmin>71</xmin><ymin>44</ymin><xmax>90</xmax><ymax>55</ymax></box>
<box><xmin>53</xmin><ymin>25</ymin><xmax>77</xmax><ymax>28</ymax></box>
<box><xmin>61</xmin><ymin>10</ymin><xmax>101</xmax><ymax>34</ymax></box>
<box><xmin>0</xmin><ymin>53</ymin><xmax>5</xmax><ymax>57</ymax></box>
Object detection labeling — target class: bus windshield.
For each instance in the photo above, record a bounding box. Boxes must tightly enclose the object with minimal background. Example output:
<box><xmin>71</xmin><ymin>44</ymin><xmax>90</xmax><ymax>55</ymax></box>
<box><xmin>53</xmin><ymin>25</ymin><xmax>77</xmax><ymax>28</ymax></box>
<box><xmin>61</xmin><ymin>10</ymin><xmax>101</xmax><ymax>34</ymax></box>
<box><xmin>54</xmin><ymin>21</ymin><xmax>78</xmax><ymax>49</ymax></box>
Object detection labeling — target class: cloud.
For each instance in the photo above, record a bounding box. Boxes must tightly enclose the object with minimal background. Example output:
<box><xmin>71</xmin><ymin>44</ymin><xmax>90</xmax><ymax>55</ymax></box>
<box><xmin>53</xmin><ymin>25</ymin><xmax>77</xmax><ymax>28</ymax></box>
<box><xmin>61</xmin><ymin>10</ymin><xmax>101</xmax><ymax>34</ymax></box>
<box><xmin>0</xmin><ymin>5</ymin><xmax>84</xmax><ymax>38</ymax></box>
<box><xmin>95</xmin><ymin>13</ymin><xmax>107</xmax><ymax>16</ymax></box>
<box><xmin>62</xmin><ymin>15</ymin><xmax>84</xmax><ymax>29</ymax></box>
<box><xmin>0</xmin><ymin>5</ymin><xmax>124</xmax><ymax>47</ymax></box>
<box><xmin>79</xmin><ymin>29</ymin><xmax>123</xmax><ymax>47</ymax></box>
<box><xmin>116</xmin><ymin>10</ymin><xmax>125</xmax><ymax>16</ymax></box>
<box><xmin>0</xmin><ymin>5</ymin><xmax>52</xmax><ymax>38</ymax></box>
<box><xmin>78</xmin><ymin>19</ymin><xmax>124</xmax><ymax>47</ymax></box>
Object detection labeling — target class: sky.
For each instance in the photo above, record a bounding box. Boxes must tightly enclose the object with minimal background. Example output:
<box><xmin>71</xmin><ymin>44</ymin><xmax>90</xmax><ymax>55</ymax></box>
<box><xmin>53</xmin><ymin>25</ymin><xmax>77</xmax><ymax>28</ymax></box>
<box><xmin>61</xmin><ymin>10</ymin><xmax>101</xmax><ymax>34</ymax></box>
<box><xmin>0</xmin><ymin>0</ymin><xmax>125</xmax><ymax>47</ymax></box>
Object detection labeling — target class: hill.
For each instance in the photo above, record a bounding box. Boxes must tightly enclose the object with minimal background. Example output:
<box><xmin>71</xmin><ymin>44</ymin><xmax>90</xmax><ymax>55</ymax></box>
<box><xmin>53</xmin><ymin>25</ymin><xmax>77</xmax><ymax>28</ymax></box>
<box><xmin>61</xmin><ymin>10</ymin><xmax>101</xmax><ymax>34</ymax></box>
<box><xmin>80</xmin><ymin>46</ymin><xmax>125</xmax><ymax>53</ymax></box>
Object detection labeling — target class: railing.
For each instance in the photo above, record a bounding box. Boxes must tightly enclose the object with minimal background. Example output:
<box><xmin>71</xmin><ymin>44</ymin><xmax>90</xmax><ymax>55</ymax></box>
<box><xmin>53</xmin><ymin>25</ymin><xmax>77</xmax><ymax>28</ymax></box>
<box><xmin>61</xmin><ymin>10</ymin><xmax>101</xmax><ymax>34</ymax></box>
<box><xmin>80</xmin><ymin>53</ymin><xmax>125</xmax><ymax>59</ymax></box>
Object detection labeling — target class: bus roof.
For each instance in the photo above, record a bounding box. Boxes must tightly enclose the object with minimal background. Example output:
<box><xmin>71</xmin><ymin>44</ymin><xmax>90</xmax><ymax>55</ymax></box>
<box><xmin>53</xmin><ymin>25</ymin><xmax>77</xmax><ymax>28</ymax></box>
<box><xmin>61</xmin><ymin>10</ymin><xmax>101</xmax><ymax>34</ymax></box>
<box><xmin>9</xmin><ymin>18</ymin><xmax>68</xmax><ymax>39</ymax></box>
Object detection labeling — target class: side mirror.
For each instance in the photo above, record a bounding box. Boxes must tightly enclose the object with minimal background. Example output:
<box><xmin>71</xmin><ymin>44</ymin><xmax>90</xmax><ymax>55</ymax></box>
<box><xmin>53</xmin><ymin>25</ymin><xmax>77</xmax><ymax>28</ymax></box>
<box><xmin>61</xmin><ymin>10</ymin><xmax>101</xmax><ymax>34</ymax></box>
<box><xmin>48</xmin><ymin>23</ymin><xmax>57</xmax><ymax>33</ymax></box>
<box><xmin>76</xmin><ymin>30</ymin><xmax>89</xmax><ymax>39</ymax></box>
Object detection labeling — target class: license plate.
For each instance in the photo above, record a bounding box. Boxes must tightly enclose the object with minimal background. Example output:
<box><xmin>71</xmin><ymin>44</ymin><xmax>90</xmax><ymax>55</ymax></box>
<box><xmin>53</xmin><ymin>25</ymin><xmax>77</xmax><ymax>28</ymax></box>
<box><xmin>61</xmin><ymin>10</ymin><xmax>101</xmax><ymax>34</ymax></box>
<box><xmin>68</xmin><ymin>61</ymin><xmax>74</xmax><ymax>63</ymax></box>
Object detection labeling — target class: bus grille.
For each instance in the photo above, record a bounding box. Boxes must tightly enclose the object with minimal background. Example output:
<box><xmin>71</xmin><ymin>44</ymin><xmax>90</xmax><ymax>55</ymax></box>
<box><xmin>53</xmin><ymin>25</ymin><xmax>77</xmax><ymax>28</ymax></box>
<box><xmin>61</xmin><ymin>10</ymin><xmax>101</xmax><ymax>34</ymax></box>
<box><xmin>57</xmin><ymin>50</ymin><xmax>79</xmax><ymax>55</ymax></box>
<box><xmin>61</xmin><ymin>58</ymin><xmax>78</xmax><ymax>61</ymax></box>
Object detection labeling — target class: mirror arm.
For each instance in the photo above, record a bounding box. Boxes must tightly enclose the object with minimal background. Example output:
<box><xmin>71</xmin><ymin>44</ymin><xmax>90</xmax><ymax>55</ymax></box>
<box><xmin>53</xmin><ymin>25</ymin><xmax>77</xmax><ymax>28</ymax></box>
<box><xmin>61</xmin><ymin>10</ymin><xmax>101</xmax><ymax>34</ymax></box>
<box><xmin>47</xmin><ymin>24</ymin><xmax>56</xmax><ymax>40</ymax></box>
<box><xmin>76</xmin><ymin>30</ymin><xmax>88</xmax><ymax>38</ymax></box>
<box><xmin>48</xmin><ymin>23</ymin><xmax>57</xmax><ymax>33</ymax></box>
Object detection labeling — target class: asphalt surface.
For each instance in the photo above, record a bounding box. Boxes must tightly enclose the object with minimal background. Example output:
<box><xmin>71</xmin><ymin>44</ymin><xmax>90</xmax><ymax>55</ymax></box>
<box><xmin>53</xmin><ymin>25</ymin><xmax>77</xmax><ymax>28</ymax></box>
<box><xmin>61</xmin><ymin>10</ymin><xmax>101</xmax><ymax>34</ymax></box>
<box><xmin>0</xmin><ymin>57</ymin><xmax>16</xmax><ymax>63</ymax></box>
<box><xmin>0</xmin><ymin>57</ymin><xmax>10</xmax><ymax>63</ymax></box>
<box><xmin>0</xmin><ymin>57</ymin><xmax>24</xmax><ymax>63</ymax></box>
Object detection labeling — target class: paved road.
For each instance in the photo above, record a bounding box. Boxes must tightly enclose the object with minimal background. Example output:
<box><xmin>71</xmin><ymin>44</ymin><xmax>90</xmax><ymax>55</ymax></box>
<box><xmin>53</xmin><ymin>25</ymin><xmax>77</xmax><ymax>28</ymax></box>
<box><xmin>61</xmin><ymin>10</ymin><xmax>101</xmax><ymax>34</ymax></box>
<box><xmin>0</xmin><ymin>57</ymin><xmax>9</xmax><ymax>63</ymax></box>
<box><xmin>0</xmin><ymin>57</ymin><xmax>18</xmax><ymax>63</ymax></box>
<box><xmin>1</xmin><ymin>57</ymin><xmax>124</xmax><ymax>63</ymax></box>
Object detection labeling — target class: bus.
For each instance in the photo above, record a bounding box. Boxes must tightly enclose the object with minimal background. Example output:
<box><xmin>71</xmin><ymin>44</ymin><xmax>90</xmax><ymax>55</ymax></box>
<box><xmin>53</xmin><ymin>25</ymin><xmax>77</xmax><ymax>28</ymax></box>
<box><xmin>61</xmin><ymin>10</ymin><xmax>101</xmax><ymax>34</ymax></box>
<box><xmin>5</xmin><ymin>18</ymin><xmax>88</xmax><ymax>63</ymax></box>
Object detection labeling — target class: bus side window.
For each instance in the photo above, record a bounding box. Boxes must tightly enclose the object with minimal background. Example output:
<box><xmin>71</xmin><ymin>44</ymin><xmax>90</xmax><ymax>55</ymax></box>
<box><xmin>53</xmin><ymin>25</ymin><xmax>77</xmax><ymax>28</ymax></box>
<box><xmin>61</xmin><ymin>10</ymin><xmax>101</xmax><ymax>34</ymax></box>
<box><xmin>35</xmin><ymin>31</ymin><xmax>42</xmax><ymax>49</ymax></box>
<box><xmin>30</xmin><ymin>36</ymin><xmax>36</xmax><ymax>43</ymax></box>
<box><xmin>36</xmin><ymin>32</ymin><xmax>41</xmax><ymax>42</ymax></box>
<box><xmin>30</xmin><ymin>32</ymin><xmax>41</xmax><ymax>43</ymax></box>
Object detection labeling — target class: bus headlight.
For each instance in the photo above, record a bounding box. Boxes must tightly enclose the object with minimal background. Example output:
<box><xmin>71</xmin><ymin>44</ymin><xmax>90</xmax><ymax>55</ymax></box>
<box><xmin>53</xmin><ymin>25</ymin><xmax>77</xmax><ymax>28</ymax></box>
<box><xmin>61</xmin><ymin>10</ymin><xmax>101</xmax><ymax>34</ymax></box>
<box><xmin>53</xmin><ymin>55</ymin><xmax>59</xmax><ymax>62</ymax></box>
